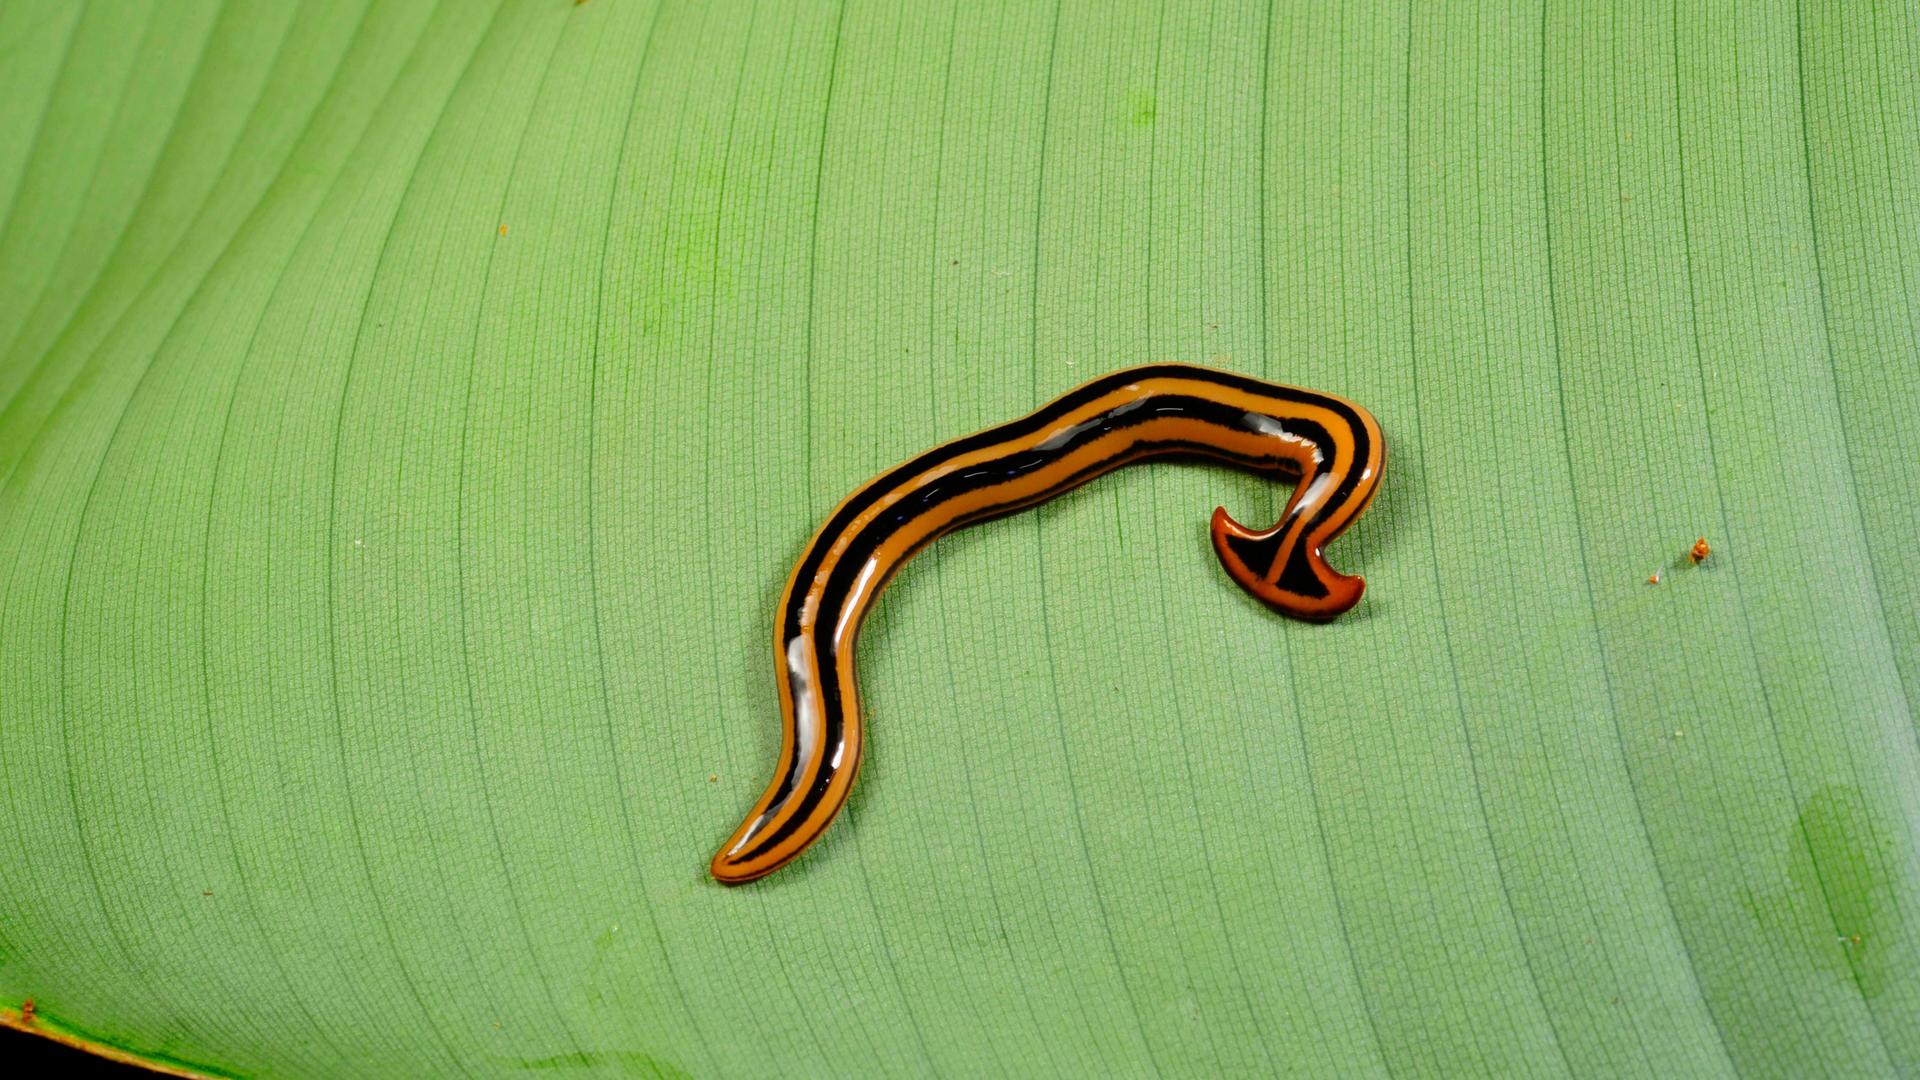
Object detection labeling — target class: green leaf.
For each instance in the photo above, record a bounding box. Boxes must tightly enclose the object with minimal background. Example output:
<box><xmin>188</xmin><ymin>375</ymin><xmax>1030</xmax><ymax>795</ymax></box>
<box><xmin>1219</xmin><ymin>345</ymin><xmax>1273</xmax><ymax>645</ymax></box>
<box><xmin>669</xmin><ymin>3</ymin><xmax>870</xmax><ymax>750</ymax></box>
<box><xmin>3</xmin><ymin>1</ymin><xmax>1916</xmax><ymax>1075</ymax></box>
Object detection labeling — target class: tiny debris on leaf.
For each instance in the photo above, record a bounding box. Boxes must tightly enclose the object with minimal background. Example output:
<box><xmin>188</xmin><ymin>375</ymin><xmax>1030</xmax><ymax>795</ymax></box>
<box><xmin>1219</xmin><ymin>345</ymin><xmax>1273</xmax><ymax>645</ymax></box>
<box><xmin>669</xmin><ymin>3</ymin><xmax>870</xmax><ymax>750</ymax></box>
<box><xmin>1648</xmin><ymin>571</ymin><xmax>1661</xmax><ymax>585</ymax></box>
<box><xmin>19</xmin><ymin>998</ymin><xmax>33</xmax><ymax>1024</ymax></box>
<box><xmin>1689</xmin><ymin>536</ymin><xmax>1710</xmax><ymax>564</ymax></box>
<box><xmin>498</xmin><ymin>223</ymin><xmax>508</xmax><ymax>237</ymax></box>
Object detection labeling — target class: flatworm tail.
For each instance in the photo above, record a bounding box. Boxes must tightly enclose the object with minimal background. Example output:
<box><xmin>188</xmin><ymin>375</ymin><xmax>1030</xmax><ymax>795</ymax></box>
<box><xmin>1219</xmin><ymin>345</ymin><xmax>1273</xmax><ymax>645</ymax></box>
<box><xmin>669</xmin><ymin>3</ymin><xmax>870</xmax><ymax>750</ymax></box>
<box><xmin>711</xmin><ymin>364</ymin><xmax>1384</xmax><ymax>884</ymax></box>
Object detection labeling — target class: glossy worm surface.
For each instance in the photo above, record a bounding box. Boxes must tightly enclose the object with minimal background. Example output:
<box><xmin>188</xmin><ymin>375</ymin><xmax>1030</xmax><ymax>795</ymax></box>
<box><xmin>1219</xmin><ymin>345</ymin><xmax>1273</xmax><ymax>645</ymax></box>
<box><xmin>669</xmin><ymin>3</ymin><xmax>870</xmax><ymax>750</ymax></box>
<box><xmin>712</xmin><ymin>364</ymin><xmax>1384</xmax><ymax>884</ymax></box>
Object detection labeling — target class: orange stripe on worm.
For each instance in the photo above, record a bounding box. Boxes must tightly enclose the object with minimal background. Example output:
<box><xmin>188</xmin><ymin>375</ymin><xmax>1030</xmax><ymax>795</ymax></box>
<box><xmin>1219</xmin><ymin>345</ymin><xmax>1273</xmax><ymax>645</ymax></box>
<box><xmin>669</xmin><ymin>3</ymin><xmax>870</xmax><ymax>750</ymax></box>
<box><xmin>711</xmin><ymin>364</ymin><xmax>1384</xmax><ymax>884</ymax></box>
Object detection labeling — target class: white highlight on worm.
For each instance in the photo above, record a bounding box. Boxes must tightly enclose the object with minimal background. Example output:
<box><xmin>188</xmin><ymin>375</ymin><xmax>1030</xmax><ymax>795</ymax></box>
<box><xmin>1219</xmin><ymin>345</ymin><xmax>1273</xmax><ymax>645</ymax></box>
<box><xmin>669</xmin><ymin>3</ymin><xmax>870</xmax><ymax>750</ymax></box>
<box><xmin>726</xmin><ymin>636</ymin><xmax>825</xmax><ymax>856</ymax></box>
<box><xmin>1243</xmin><ymin>411</ymin><xmax>1325</xmax><ymax>465</ymax></box>
<box><xmin>1036</xmin><ymin>416</ymin><xmax>1102</xmax><ymax>451</ymax></box>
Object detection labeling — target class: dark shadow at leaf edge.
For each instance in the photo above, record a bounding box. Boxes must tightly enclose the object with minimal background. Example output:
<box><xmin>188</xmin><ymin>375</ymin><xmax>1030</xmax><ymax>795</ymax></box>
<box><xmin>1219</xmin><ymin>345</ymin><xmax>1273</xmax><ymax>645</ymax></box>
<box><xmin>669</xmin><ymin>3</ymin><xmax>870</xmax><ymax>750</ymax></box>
<box><xmin>1</xmin><ymin>1009</ymin><xmax>227</xmax><ymax>1079</ymax></box>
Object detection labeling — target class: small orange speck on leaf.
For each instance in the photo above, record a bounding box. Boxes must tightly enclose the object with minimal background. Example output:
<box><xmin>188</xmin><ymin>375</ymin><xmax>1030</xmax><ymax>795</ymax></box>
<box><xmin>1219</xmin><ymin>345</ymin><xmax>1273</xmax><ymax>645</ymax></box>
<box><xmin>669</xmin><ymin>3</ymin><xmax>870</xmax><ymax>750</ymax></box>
<box><xmin>20</xmin><ymin>998</ymin><xmax>33</xmax><ymax>1024</ymax></box>
<box><xmin>1689</xmin><ymin>536</ymin><xmax>1710</xmax><ymax>564</ymax></box>
<box><xmin>707</xmin><ymin>774</ymin><xmax>717</xmax><ymax>783</ymax></box>
<box><xmin>1648</xmin><ymin>572</ymin><xmax>1661</xmax><ymax>585</ymax></box>
<box><xmin>498</xmin><ymin>224</ymin><xmax>508</xmax><ymax>237</ymax></box>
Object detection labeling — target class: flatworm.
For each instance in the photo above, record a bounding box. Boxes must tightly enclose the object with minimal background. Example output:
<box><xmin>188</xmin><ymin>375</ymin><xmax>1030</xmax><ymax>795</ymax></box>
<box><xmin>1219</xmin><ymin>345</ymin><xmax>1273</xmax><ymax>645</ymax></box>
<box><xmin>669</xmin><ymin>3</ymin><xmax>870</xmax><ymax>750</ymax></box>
<box><xmin>712</xmin><ymin>364</ymin><xmax>1384</xmax><ymax>884</ymax></box>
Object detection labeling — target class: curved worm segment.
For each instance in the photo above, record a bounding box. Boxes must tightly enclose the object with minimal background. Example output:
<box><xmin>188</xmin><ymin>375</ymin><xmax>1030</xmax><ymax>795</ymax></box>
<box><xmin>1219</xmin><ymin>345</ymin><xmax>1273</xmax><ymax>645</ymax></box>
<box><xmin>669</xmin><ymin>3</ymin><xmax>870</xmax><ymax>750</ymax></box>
<box><xmin>711</xmin><ymin>364</ymin><xmax>1384</xmax><ymax>884</ymax></box>
<box><xmin>1212</xmin><ymin>382</ymin><xmax>1383</xmax><ymax>621</ymax></box>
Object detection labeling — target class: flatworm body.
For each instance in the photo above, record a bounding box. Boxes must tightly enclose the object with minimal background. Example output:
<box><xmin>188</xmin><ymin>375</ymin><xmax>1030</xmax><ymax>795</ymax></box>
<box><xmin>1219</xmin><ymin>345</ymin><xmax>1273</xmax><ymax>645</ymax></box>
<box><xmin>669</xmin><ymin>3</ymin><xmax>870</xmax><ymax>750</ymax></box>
<box><xmin>712</xmin><ymin>364</ymin><xmax>1384</xmax><ymax>884</ymax></box>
